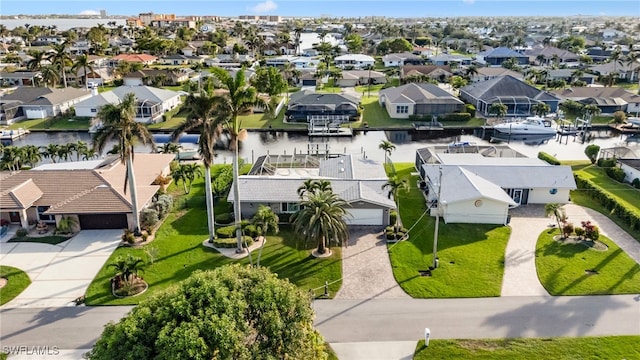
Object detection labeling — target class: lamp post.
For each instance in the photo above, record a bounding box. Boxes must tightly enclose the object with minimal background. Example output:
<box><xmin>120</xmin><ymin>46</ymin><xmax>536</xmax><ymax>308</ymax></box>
<box><xmin>432</xmin><ymin>165</ymin><xmax>443</xmax><ymax>269</ymax></box>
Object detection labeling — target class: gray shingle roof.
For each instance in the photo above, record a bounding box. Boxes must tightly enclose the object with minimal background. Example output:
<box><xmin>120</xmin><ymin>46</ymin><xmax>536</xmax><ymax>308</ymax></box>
<box><xmin>75</xmin><ymin>86</ymin><xmax>180</xmax><ymax>108</ymax></box>
<box><xmin>423</xmin><ymin>165</ymin><xmax>517</xmax><ymax>205</ymax></box>
<box><xmin>460</xmin><ymin>75</ymin><xmax>560</xmax><ymax>102</ymax></box>
<box><xmin>289</xmin><ymin>90</ymin><xmax>360</xmax><ymax>106</ymax></box>
<box><xmin>379</xmin><ymin>83</ymin><xmax>463</xmax><ymax>105</ymax></box>
<box><xmin>480</xmin><ymin>47</ymin><xmax>528</xmax><ymax>58</ymax></box>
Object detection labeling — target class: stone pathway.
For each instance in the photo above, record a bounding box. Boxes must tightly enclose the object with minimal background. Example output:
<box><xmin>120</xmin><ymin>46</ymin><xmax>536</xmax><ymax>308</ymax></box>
<box><xmin>335</xmin><ymin>227</ymin><xmax>410</xmax><ymax>299</ymax></box>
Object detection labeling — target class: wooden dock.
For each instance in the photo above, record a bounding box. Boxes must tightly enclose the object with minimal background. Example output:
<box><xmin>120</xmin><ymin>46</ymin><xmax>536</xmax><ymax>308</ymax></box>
<box><xmin>609</xmin><ymin>123</ymin><xmax>640</xmax><ymax>135</ymax></box>
<box><xmin>308</xmin><ymin>126</ymin><xmax>353</xmax><ymax>137</ymax></box>
<box><xmin>0</xmin><ymin>128</ymin><xmax>30</xmax><ymax>142</ymax></box>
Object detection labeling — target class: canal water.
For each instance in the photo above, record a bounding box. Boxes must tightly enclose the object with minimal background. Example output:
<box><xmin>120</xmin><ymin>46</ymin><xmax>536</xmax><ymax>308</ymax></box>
<box><xmin>7</xmin><ymin>129</ymin><xmax>640</xmax><ymax>164</ymax></box>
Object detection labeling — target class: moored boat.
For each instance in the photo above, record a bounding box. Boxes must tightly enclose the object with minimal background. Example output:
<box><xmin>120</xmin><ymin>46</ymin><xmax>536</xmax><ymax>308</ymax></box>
<box><xmin>492</xmin><ymin>117</ymin><xmax>555</xmax><ymax>136</ymax></box>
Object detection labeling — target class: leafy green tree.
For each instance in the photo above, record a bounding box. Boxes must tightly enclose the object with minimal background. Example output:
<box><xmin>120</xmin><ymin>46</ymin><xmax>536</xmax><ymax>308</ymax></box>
<box><xmin>345</xmin><ymin>33</ymin><xmax>364</xmax><ymax>53</ymax></box>
<box><xmin>251</xmin><ymin>66</ymin><xmax>287</xmax><ymax>96</ymax></box>
<box><xmin>559</xmin><ymin>99</ymin><xmax>584</xmax><ymax>119</ymax></box>
<box><xmin>584</xmin><ymin>144</ymin><xmax>600</xmax><ymax>164</ymax></box>
<box><xmin>449</xmin><ymin>75</ymin><xmax>467</xmax><ymax>89</ymax></box>
<box><xmin>532</xmin><ymin>102</ymin><xmax>551</xmax><ymax>117</ymax></box>
<box><xmin>93</xmin><ymin>93</ymin><xmax>155</xmax><ymax>234</ymax></box>
<box><xmin>582</xmin><ymin>104</ymin><xmax>601</xmax><ymax>121</ymax></box>
<box><xmin>171</xmin><ymin>92</ymin><xmax>222</xmax><ymax>242</ymax></box>
<box><xmin>291</xmin><ymin>188</ymin><xmax>349</xmax><ymax>255</ymax></box>
<box><xmin>89</xmin><ymin>265</ymin><xmax>328</xmax><ymax>360</ymax></box>
<box><xmin>489</xmin><ymin>103</ymin><xmax>508</xmax><ymax>119</ymax></box>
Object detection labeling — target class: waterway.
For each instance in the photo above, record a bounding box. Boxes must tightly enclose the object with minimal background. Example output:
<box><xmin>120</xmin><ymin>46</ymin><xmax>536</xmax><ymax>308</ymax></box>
<box><xmin>8</xmin><ymin>129</ymin><xmax>640</xmax><ymax>164</ymax></box>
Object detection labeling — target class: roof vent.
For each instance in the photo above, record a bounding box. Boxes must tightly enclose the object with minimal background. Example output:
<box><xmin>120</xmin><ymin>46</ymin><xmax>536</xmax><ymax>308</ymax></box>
<box><xmin>340</xmin><ymin>168</ymin><xmax>345</xmax><ymax>172</ymax></box>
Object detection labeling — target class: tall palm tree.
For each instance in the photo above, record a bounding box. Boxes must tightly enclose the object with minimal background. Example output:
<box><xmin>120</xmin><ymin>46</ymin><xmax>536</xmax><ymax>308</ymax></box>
<box><xmin>39</xmin><ymin>64</ymin><xmax>60</xmax><ymax>87</ymax></box>
<box><xmin>46</xmin><ymin>41</ymin><xmax>72</xmax><ymax>88</ymax></box>
<box><xmin>582</xmin><ymin>104</ymin><xmax>601</xmax><ymax>121</ymax></box>
<box><xmin>171</xmin><ymin>92</ymin><xmax>222</xmax><ymax>243</ymax></box>
<box><xmin>378</xmin><ymin>140</ymin><xmax>396</xmax><ymax>169</ymax></box>
<box><xmin>0</xmin><ymin>146</ymin><xmax>25</xmax><ymax>171</ymax></box>
<box><xmin>544</xmin><ymin>203</ymin><xmax>566</xmax><ymax>236</ymax></box>
<box><xmin>21</xmin><ymin>145</ymin><xmax>42</xmax><ymax>168</ymax></box>
<box><xmin>297</xmin><ymin>179</ymin><xmax>332</xmax><ymax>199</ymax></box>
<box><xmin>93</xmin><ymin>93</ymin><xmax>155</xmax><ymax>234</ymax></box>
<box><xmin>74</xmin><ymin>141</ymin><xmax>89</xmax><ymax>161</ymax></box>
<box><xmin>210</xmin><ymin>67</ymin><xmax>268</xmax><ymax>252</ymax></box>
<box><xmin>40</xmin><ymin>143</ymin><xmax>60</xmax><ymax>163</ymax></box>
<box><xmin>251</xmin><ymin>205</ymin><xmax>279</xmax><ymax>267</ymax></box>
<box><xmin>382</xmin><ymin>176</ymin><xmax>409</xmax><ymax>228</ymax></box>
<box><xmin>291</xmin><ymin>189</ymin><xmax>349</xmax><ymax>255</ymax></box>
<box><xmin>72</xmin><ymin>54</ymin><xmax>94</xmax><ymax>90</ymax></box>
<box><xmin>27</xmin><ymin>50</ymin><xmax>46</xmax><ymax>72</ymax></box>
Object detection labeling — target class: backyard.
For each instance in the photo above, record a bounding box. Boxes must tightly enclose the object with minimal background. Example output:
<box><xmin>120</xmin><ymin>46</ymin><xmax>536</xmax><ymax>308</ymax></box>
<box><xmin>387</xmin><ymin>164</ymin><xmax>511</xmax><ymax>298</ymax></box>
<box><xmin>84</xmin><ymin>164</ymin><xmax>342</xmax><ymax>305</ymax></box>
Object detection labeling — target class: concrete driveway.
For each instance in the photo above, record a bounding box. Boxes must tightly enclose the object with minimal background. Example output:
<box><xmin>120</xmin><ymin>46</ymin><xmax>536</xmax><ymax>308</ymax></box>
<box><xmin>1</xmin><ymin>230</ymin><xmax>121</xmax><ymax>308</ymax></box>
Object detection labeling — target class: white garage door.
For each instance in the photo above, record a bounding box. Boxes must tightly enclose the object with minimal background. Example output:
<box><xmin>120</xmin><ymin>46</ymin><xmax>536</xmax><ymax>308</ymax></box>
<box><xmin>345</xmin><ymin>209</ymin><xmax>383</xmax><ymax>225</ymax></box>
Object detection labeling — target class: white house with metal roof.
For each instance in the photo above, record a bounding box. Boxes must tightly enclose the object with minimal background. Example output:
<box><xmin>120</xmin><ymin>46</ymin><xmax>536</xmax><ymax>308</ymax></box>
<box><xmin>334</xmin><ymin>54</ymin><xmax>375</xmax><ymax>70</ymax></box>
<box><xmin>74</xmin><ymin>86</ymin><xmax>182</xmax><ymax>123</ymax></box>
<box><xmin>228</xmin><ymin>153</ymin><xmax>396</xmax><ymax>226</ymax></box>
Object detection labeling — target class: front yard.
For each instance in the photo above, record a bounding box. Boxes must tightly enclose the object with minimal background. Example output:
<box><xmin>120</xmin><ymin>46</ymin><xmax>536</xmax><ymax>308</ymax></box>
<box><xmin>0</xmin><ymin>265</ymin><xmax>30</xmax><ymax>306</ymax></box>
<box><xmin>387</xmin><ymin>164</ymin><xmax>511</xmax><ymax>298</ymax></box>
<box><xmin>85</xmin><ymin>165</ymin><xmax>341</xmax><ymax>305</ymax></box>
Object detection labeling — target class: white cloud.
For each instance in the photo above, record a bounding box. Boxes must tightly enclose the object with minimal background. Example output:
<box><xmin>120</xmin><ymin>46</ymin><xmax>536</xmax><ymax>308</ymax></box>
<box><xmin>79</xmin><ymin>10</ymin><xmax>100</xmax><ymax>15</ymax></box>
<box><xmin>462</xmin><ymin>0</ymin><xmax>475</xmax><ymax>4</ymax></box>
<box><xmin>248</xmin><ymin>0</ymin><xmax>278</xmax><ymax>14</ymax></box>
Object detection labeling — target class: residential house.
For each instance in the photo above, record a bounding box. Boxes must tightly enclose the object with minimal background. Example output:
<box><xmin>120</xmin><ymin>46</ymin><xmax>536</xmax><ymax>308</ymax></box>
<box><xmin>428</xmin><ymin>54</ymin><xmax>473</xmax><ymax>67</ymax></box>
<box><xmin>524</xmin><ymin>46</ymin><xmax>580</xmax><ymax>65</ymax></box>
<box><xmin>0</xmin><ymin>87</ymin><xmax>91</xmax><ymax>124</ymax></box>
<box><xmin>336</xmin><ymin>70</ymin><xmax>386</xmax><ymax>87</ymax></box>
<box><xmin>334</xmin><ymin>54</ymin><xmax>375</xmax><ymax>70</ymax></box>
<box><xmin>378</xmin><ymin>83</ymin><xmax>464</xmax><ymax>118</ymax></box>
<box><xmin>285</xmin><ymin>90</ymin><xmax>360</xmax><ymax>122</ymax></box>
<box><xmin>74</xmin><ymin>86</ymin><xmax>182</xmax><ymax>124</ymax></box>
<box><xmin>476</xmin><ymin>47</ymin><xmax>529</xmax><ymax>67</ymax></box>
<box><xmin>589</xmin><ymin>61</ymin><xmax>640</xmax><ymax>82</ymax></box>
<box><xmin>401</xmin><ymin>65</ymin><xmax>453</xmax><ymax>82</ymax></box>
<box><xmin>0</xmin><ymin>153</ymin><xmax>175</xmax><ymax>231</ymax></box>
<box><xmin>551</xmin><ymin>87</ymin><xmax>640</xmax><ymax>114</ymax></box>
<box><xmin>109</xmin><ymin>53</ymin><xmax>157</xmax><ymax>67</ymax></box>
<box><xmin>412</xmin><ymin>46</ymin><xmax>436</xmax><ymax>57</ymax></box>
<box><xmin>469</xmin><ymin>67</ymin><xmax>524</xmax><ymax>83</ymax></box>
<box><xmin>547</xmin><ymin>69</ymin><xmax>598</xmax><ymax>85</ymax></box>
<box><xmin>158</xmin><ymin>54</ymin><xmax>203</xmax><ymax>66</ymax></box>
<box><xmin>73</xmin><ymin>67</ymin><xmax>115</xmax><ymax>87</ymax></box>
<box><xmin>382</xmin><ymin>52</ymin><xmax>425</xmax><ymax>67</ymax></box>
<box><xmin>415</xmin><ymin>146</ymin><xmax>576</xmax><ymax>224</ymax></box>
<box><xmin>460</xmin><ymin>75</ymin><xmax>561</xmax><ymax>117</ymax></box>
<box><xmin>228</xmin><ymin>153</ymin><xmax>396</xmax><ymax>226</ymax></box>
<box><xmin>0</xmin><ymin>71</ymin><xmax>40</xmax><ymax>87</ymax></box>
<box><xmin>617</xmin><ymin>159</ymin><xmax>640</xmax><ymax>183</ymax></box>
<box><xmin>123</xmin><ymin>69</ymin><xmax>190</xmax><ymax>86</ymax></box>
<box><xmin>290</xmin><ymin>57</ymin><xmax>321</xmax><ymax>69</ymax></box>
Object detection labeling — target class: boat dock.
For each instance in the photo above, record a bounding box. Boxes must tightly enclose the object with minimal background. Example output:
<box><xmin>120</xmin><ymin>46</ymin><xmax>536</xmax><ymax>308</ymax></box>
<box><xmin>307</xmin><ymin>115</ymin><xmax>353</xmax><ymax>137</ymax></box>
<box><xmin>0</xmin><ymin>128</ymin><xmax>30</xmax><ymax>142</ymax></box>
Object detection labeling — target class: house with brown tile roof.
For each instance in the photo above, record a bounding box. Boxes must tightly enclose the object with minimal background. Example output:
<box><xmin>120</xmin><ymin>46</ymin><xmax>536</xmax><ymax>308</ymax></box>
<box><xmin>400</xmin><ymin>65</ymin><xmax>453</xmax><ymax>83</ymax></box>
<box><xmin>0</xmin><ymin>87</ymin><xmax>91</xmax><ymax>125</ymax></box>
<box><xmin>0</xmin><ymin>153</ymin><xmax>174</xmax><ymax>231</ymax></box>
<box><xmin>110</xmin><ymin>54</ymin><xmax>157</xmax><ymax>66</ymax></box>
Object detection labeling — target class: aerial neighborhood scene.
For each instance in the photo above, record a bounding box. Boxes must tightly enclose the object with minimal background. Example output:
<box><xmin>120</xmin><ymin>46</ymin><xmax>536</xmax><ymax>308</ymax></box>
<box><xmin>1</xmin><ymin>0</ymin><xmax>640</xmax><ymax>359</ymax></box>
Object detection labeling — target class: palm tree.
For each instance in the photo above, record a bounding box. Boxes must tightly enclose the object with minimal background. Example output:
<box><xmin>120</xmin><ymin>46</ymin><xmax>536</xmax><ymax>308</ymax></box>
<box><xmin>535</xmin><ymin>54</ymin><xmax>546</xmax><ymax>66</ymax></box>
<box><xmin>297</xmin><ymin>179</ymin><xmax>332</xmax><ymax>199</ymax></box>
<box><xmin>46</xmin><ymin>41</ymin><xmax>72</xmax><ymax>88</ymax></box>
<box><xmin>582</xmin><ymin>104</ymin><xmax>601</xmax><ymax>122</ymax></box>
<box><xmin>159</xmin><ymin>142</ymin><xmax>180</xmax><ymax>154</ymax></box>
<box><xmin>544</xmin><ymin>203</ymin><xmax>566</xmax><ymax>236</ymax></box>
<box><xmin>0</xmin><ymin>146</ymin><xmax>24</xmax><ymax>171</ymax></box>
<box><xmin>40</xmin><ymin>143</ymin><xmax>60</xmax><ymax>163</ymax></box>
<box><xmin>56</xmin><ymin>143</ymin><xmax>73</xmax><ymax>162</ymax></box>
<box><xmin>74</xmin><ymin>141</ymin><xmax>89</xmax><ymax>161</ymax></box>
<box><xmin>251</xmin><ymin>205</ymin><xmax>279</xmax><ymax>267</ymax></box>
<box><xmin>39</xmin><ymin>64</ymin><xmax>60</xmax><ymax>87</ymax></box>
<box><xmin>489</xmin><ymin>103</ymin><xmax>508</xmax><ymax>119</ymax></box>
<box><xmin>109</xmin><ymin>255</ymin><xmax>145</xmax><ymax>288</ymax></box>
<box><xmin>378</xmin><ymin>140</ymin><xmax>396</xmax><ymax>169</ymax></box>
<box><xmin>26</xmin><ymin>50</ymin><xmax>46</xmax><ymax>71</ymax></box>
<box><xmin>209</xmin><ymin>67</ymin><xmax>268</xmax><ymax>252</ymax></box>
<box><xmin>532</xmin><ymin>102</ymin><xmax>551</xmax><ymax>117</ymax></box>
<box><xmin>72</xmin><ymin>54</ymin><xmax>94</xmax><ymax>90</ymax></box>
<box><xmin>291</xmin><ymin>189</ymin><xmax>349</xmax><ymax>255</ymax></box>
<box><xmin>382</xmin><ymin>176</ymin><xmax>409</xmax><ymax>229</ymax></box>
<box><xmin>174</xmin><ymin>163</ymin><xmax>202</xmax><ymax>194</ymax></box>
<box><xmin>93</xmin><ymin>93</ymin><xmax>155</xmax><ymax>234</ymax></box>
<box><xmin>171</xmin><ymin>92</ymin><xmax>222</xmax><ymax>243</ymax></box>
<box><xmin>464</xmin><ymin>65</ymin><xmax>479</xmax><ymax>81</ymax></box>
<box><xmin>21</xmin><ymin>145</ymin><xmax>42</xmax><ymax>168</ymax></box>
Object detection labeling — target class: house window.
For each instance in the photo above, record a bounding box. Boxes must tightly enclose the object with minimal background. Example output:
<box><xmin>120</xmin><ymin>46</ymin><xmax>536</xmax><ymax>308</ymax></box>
<box><xmin>396</xmin><ymin>105</ymin><xmax>409</xmax><ymax>114</ymax></box>
<box><xmin>37</xmin><ymin>206</ymin><xmax>55</xmax><ymax>223</ymax></box>
<box><xmin>91</xmin><ymin>109</ymin><xmax>97</xmax><ymax>113</ymax></box>
<box><xmin>281</xmin><ymin>202</ymin><xmax>300</xmax><ymax>213</ymax></box>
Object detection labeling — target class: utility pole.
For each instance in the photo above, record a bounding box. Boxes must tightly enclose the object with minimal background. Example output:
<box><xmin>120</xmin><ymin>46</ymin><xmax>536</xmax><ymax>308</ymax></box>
<box><xmin>432</xmin><ymin>165</ymin><xmax>443</xmax><ymax>269</ymax></box>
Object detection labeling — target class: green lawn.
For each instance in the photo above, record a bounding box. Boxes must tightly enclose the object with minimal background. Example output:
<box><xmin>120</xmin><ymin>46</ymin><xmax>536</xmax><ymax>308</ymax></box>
<box><xmin>361</xmin><ymin>96</ymin><xmax>413</xmax><ymax>128</ymax></box>
<box><xmin>238</xmin><ymin>107</ymin><xmax>305</xmax><ymax>130</ymax></box>
<box><xmin>413</xmin><ymin>336</ymin><xmax>640</xmax><ymax>359</ymax></box>
<box><xmin>85</xmin><ymin>165</ymin><xmax>341</xmax><ymax>305</ymax></box>
<box><xmin>535</xmin><ymin>228</ymin><xmax>640</xmax><ymax>295</ymax></box>
<box><xmin>388</xmin><ymin>164</ymin><xmax>511</xmax><ymax>298</ymax></box>
<box><xmin>0</xmin><ymin>265</ymin><xmax>31</xmax><ymax>306</ymax></box>
<box><xmin>8</xmin><ymin>235</ymin><xmax>72</xmax><ymax>245</ymax></box>
<box><xmin>7</xmin><ymin>117</ymin><xmax>92</xmax><ymax>131</ymax></box>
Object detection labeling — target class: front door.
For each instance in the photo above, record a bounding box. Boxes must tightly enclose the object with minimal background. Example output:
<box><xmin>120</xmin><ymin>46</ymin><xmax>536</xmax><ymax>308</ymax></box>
<box><xmin>9</xmin><ymin>211</ymin><xmax>20</xmax><ymax>223</ymax></box>
<box><xmin>512</xmin><ymin>189</ymin><xmax>523</xmax><ymax>205</ymax></box>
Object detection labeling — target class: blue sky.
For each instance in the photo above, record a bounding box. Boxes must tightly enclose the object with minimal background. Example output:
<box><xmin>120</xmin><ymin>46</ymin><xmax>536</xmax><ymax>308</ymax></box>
<box><xmin>2</xmin><ymin>0</ymin><xmax>638</xmax><ymax>17</ymax></box>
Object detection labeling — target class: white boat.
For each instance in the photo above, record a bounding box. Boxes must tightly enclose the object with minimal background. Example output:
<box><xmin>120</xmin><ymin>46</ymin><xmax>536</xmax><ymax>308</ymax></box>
<box><xmin>628</xmin><ymin>117</ymin><xmax>640</xmax><ymax>127</ymax></box>
<box><xmin>492</xmin><ymin>117</ymin><xmax>556</xmax><ymax>136</ymax></box>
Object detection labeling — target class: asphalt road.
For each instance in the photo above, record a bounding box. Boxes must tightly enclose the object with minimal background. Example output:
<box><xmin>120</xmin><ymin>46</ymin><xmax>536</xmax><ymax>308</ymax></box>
<box><xmin>1</xmin><ymin>295</ymin><xmax>639</xmax><ymax>350</ymax></box>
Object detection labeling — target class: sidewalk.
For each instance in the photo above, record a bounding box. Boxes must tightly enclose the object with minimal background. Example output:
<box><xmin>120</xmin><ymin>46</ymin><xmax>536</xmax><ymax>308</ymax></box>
<box><xmin>1</xmin><ymin>230</ymin><xmax>121</xmax><ymax>308</ymax></box>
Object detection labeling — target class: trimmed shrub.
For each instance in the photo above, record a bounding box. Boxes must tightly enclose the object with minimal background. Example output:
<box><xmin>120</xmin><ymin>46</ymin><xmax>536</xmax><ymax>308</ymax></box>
<box><xmin>243</xmin><ymin>224</ymin><xmax>259</xmax><ymax>238</ymax></box>
<box><xmin>140</xmin><ymin>208</ymin><xmax>159</xmax><ymax>230</ymax></box>
<box><xmin>632</xmin><ymin>178</ymin><xmax>640</xmax><ymax>189</ymax></box>
<box><xmin>213</xmin><ymin>236</ymin><xmax>253</xmax><ymax>248</ymax></box>
<box><xmin>538</xmin><ymin>151</ymin><xmax>560</xmax><ymax>165</ymax></box>
<box><xmin>584</xmin><ymin>144</ymin><xmax>600</xmax><ymax>164</ymax></box>
<box><xmin>597</xmin><ymin>158</ymin><xmax>616</xmax><ymax>168</ymax></box>
<box><xmin>215</xmin><ymin>225</ymin><xmax>237</xmax><ymax>238</ymax></box>
<box><xmin>154</xmin><ymin>195</ymin><xmax>173</xmax><ymax>219</ymax></box>
<box><xmin>215</xmin><ymin>212</ymin><xmax>234</xmax><ymax>225</ymax></box>
<box><xmin>605</xmin><ymin>167</ymin><xmax>626</xmax><ymax>182</ymax></box>
<box><xmin>408</xmin><ymin>114</ymin><xmax>432</xmax><ymax>122</ymax></box>
<box><xmin>122</xmin><ymin>229</ymin><xmax>135</xmax><ymax>244</ymax></box>
<box><xmin>574</xmin><ymin>227</ymin><xmax>585</xmax><ymax>239</ymax></box>
<box><xmin>465</xmin><ymin>104</ymin><xmax>476</xmax><ymax>117</ymax></box>
<box><xmin>389</xmin><ymin>210</ymin><xmax>397</xmax><ymax>227</ymax></box>
<box><xmin>16</xmin><ymin>227</ymin><xmax>28</xmax><ymax>237</ymax></box>
<box><xmin>441</xmin><ymin>112</ymin><xmax>471</xmax><ymax>122</ymax></box>
<box><xmin>562</xmin><ymin>223</ymin><xmax>574</xmax><ymax>238</ymax></box>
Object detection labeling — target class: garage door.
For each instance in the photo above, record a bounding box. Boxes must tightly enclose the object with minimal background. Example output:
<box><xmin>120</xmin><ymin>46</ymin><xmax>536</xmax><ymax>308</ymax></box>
<box><xmin>79</xmin><ymin>214</ymin><xmax>128</xmax><ymax>229</ymax></box>
<box><xmin>345</xmin><ymin>209</ymin><xmax>383</xmax><ymax>226</ymax></box>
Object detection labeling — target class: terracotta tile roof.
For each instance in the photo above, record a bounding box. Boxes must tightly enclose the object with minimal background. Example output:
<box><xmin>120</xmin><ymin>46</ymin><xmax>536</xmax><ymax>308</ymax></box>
<box><xmin>112</xmin><ymin>54</ymin><xmax>157</xmax><ymax>63</ymax></box>
<box><xmin>0</xmin><ymin>178</ymin><xmax>43</xmax><ymax>209</ymax></box>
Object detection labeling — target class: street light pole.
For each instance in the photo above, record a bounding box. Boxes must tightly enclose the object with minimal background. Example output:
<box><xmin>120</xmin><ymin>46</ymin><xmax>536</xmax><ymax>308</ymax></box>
<box><xmin>432</xmin><ymin>165</ymin><xmax>443</xmax><ymax>269</ymax></box>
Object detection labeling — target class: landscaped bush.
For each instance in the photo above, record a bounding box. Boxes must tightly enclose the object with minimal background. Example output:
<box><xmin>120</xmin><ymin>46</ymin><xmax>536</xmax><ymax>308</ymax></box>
<box><xmin>154</xmin><ymin>195</ymin><xmax>174</xmax><ymax>218</ymax></box>
<box><xmin>562</xmin><ymin>223</ymin><xmax>574</xmax><ymax>238</ymax></box>
<box><xmin>213</xmin><ymin>165</ymin><xmax>233</xmax><ymax>195</ymax></box>
<box><xmin>597</xmin><ymin>158</ymin><xmax>616</xmax><ymax>168</ymax></box>
<box><xmin>441</xmin><ymin>112</ymin><xmax>472</xmax><ymax>122</ymax></box>
<box><xmin>215</xmin><ymin>225</ymin><xmax>237</xmax><ymax>238</ymax></box>
<box><xmin>122</xmin><ymin>229</ymin><xmax>135</xmax><ymax>244</ymax></box>
<box><xmin>605</xmin><ymin>167</ymin><xmax>626</xmax><ymax>182</ymax></box>
<box><xmin>632</xmin><ymin>178</ymin><xmax>640</xmax><ymax>189</ymax></box>
<box><xmin>464</xmin><ymin>104</ymin><xmax>476</xmax><ymax>117</ymax></box>
<box><xmin>389</xmin><ymin>210</ymin><xmax>397</xmax><ymax>227</ymax></box>
<box><xmin>215</xmin><ymin>212</ymin><xmax>234</xmax><ymax>224</ymax></box>
<box><xmin>16</xmin><ymin>228</ymin><xmax>28</xmax><ymax>237</ymax></box>
<box><xmin>574</xmin><ymin>173</ymin><xmax>640</xmax><ymax>233</ymax></box>
<box><xmin>213</xmin><ymin>236</ymin><xmax>253</xmax><ymax>248</ymax></box>
<box><xmin>385</xmin><ymin>225</ymin><xmax>408</xmax><ymax>241</ymax></box>
<box><xmin>140</xmin><ymin>208</ymin><xmax>159</xmax><ymax>230</ymax></box>
<box><xmin>243</xmin><ymin>224</ymin><xmax>259</xmax><ymax>238</ymax></box>
<box><xmin>538</xmin><ymin>151</ymin><xmax>561</xmax><ymax>165</ymax></box>
<box><xmin>584</xmin><ymin>144</ymin><xmax>600</xmax><ymax>164</ymax></box>
<box><xmin>574</xmin><ymin>227</ymin><xmax>585</xmax><ymax>239</ymax></box>
<box><xmin>408</xmin><ymin>114</ymin><xmax>432</xmax><ymax>122</ymax></box>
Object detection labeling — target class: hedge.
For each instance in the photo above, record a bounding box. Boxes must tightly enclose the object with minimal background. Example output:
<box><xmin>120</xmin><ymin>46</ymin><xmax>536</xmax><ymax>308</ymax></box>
<box><xmin>215</xmin><ymin>212</ymin><xmax>234</xmax><ymax>225</ymax></box>
<box><xmin>597</xmin><ymin>158</ymin><xmax>616</xmax><ymax>168</ymax></box>
<box><xmin>574</xmin><ymin>174</ymin><xmax>640</xmax><ymax>233</ymax></box>
<box><xmin>213</xmin><ymin>236</ymin><xmax>254</xmax><ymax>248</ymax></box>
<box><xmin>538</xmin><ymin>151</ymin><xmax>560</xmax><ymax>165</ymax></box>
<box><xmin>605</xmin><ymin>167</ymin><xmax>625</xmax><ymax>182</ymax></box>
<box><xmin>441</xmin><ymin>112</ymin><xmax>471</xmax><ymax>122</ymax></box>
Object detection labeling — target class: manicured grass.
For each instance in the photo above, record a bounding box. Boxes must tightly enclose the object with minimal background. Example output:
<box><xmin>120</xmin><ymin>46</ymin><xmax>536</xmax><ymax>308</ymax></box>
<box><xmin>535</xmin><ymin>228</ymin><xmax>640</xmax><ymax>295</ymax></box>
<box><xmin>238</xmin><ymin>108</ymin><xmax>305</xmax><ymax>130</ymax></box>
<box><xmin>147</xmin><ymin>110</ymin><xmax>188</xmax><ymax>130</ymax></box>
<box><xmin>0</xmin><ymin>265</ymin><xmax>31</xmax><ymax>306</ymax></box>
<box><xmin>355</xmin><ymin>84</ymin><xmax>386</xmax><ymax>94</ymax></box>
<box><xmin>570</xmin><ymin>190</ymin><xmax>640</xmax><ymax>243</ymax></box>
<box><xmin>388</xmin><ymin>163</ymin><xmax>511</xmax><ymax>298</ymax></box>
<box><xmin>561</xmin><ymin>160</ymin><xmax>591</xmax><ymax>170</ymax></box>
<box><xmin>7</xmin><ymin>117</ymin><xmax>92</xmax><ymax>131</ymax></box>
<box><xmin>575</xmin><ymin>166</ymin><xmax>640</xmax><ymax>210</ymax></box>
<box><xmin>413</xmin><ymin>336</ymin><xmax>640</xmax><ymax>359</ymax></box>
<box><xmin>361</xmin><ymin>96</ymin><xmax>412</xmax><ymax>128</ymax></box>
<box><xmin>85</xmin><ymin>165</ymin><xmax>341</xmax><ymax>305</ymax></box>
<box><xmin>8</xmin><ymin>235</ymin><xmax>71</xmax><ymax>245</ymax></box>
